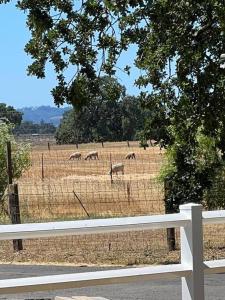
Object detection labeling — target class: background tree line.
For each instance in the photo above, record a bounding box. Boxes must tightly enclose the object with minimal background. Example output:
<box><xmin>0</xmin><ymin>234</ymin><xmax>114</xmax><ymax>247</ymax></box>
<box><xmin>14</xmin><ymin>121</ymin><xmax>56</xmax><ymax>135</ymax></box>
<box><xmin>0</xmin><ymin>103</ymin><xmax>56</xmax><ymax>135</ymax></box>
<box><xmin>55</xmin><ymin>76</ymin><xmax>151</xmax><ymax>144</ymax></box>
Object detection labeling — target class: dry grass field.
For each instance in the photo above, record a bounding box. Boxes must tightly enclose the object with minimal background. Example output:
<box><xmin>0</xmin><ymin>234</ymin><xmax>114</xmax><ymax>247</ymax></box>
<box><xmin>1</xmin><ymin>140</ymin><xmax>225</xmax><ymax>266</ymax></box>
<box><xmin>0</xmin><ymin>141</ymin><xmax>171</xmax><ymax>265</ymax></box>
<box><xmin>18</xmin><ymin>141</ymin><xmax>165</xmax><ymax>221</ymax></box>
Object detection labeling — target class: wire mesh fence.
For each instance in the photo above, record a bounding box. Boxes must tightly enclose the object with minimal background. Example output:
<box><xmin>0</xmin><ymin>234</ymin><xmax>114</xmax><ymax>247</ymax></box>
<box><xmin>0</xmin><ymin>141</ymin><xmax>170</xmax><ymax>265</ymax></box>
<box><xmin>3</xmin><ymin>140</ymin><xmax>225</xmax><ymax>265</ymax></box>
<box><xmin>18</xmin><ymin>178</ymin><xmax>164</xmax><ymax>222</ymax></box>
<box><xmin>17</xmin><ymin>142</ymin><xmax>165</xmax><ymax>222</ymax></box>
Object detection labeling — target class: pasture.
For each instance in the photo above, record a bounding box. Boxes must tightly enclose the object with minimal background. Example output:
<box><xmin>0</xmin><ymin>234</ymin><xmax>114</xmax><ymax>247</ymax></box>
<box><xmin>1</xmin><ymin>141</ymin><xmax>225</xmax><ymax>266</ymax></box>
<box><xmin>18</xmin><ymin>141</ymin><xmax>165</xmax><ymax>221</ymax></box>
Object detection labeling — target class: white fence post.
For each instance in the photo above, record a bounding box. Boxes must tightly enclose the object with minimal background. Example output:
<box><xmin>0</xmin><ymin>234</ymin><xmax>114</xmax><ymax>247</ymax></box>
<box><xmin>180</xmin><ymin>203</ymin><xmax>204</xmax><ymax>300</ymax></box>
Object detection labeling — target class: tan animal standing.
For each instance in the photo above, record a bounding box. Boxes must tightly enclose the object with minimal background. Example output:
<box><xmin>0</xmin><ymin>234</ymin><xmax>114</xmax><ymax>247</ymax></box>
<box><xmin>109</xmin><ymin>163</ymin><xmax>124</xmax><ymax>175</ymax></box>
<box><xmin>84</xmin><ymin>151</ymin><xmax>99</xmax><ymax>160</ymax></box>
<box><xmin>69</xmin><ymin>152</ymin><xmax>81</xmax><ymax>160</ymax></box>
<box><xmin>125</xmin><ymin>152</ymin><xmax>136</xmax><ymax>159</ymax></box>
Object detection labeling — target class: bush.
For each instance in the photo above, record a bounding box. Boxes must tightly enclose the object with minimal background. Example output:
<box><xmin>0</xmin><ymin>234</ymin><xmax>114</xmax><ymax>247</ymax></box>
<box><xmin>159</xmin><ymin>126</ymin><xmax>223</xmax><ymax>212</ymax></box>
<box><xmin>0</xmin><ymin>123</ymin><xmax>30</xmax><ymax>213</ymax></box>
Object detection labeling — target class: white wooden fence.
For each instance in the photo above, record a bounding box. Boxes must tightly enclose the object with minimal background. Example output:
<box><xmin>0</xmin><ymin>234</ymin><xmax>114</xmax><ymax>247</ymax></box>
<box><xmin>1</xmin><ymin>203</ymin><xmax>225</xmax><ymax>299</ymax></box>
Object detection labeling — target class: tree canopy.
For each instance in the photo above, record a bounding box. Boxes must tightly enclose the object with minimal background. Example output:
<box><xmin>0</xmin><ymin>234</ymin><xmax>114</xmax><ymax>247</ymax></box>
<box><xmin>14</xmin><ymin>120</ymin><xmax>56</xmax><ymax>135</ymax></box>
<box><xmin>0</xmin><ymin>103</ymin><xmax>23</xmax><ymax>126</ymax></box>
<box><xmin>56</xmin><ymin>76</ymin><xmax>146</xmax><ymax>144</ymax></box>
<box><xmin>2</xmin><ymin>1</ymin><xmax>225</xmax><ymax>212</ymax></box>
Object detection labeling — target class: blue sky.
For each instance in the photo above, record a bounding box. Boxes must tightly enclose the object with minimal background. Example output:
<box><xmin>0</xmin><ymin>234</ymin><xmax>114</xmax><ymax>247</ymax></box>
<box><xmin>0</xmin><ymin>3</ymin><xmax>141</xmax><ymax>109</ymax></box>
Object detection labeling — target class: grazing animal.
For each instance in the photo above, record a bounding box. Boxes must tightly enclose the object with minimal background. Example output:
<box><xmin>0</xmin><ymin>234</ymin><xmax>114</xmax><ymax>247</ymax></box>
<box><xmin>84</xmin><ymin>151</ymin><xmax>99</xmax><ymax>160</ymax></box>
<box><xmin>125</xmin><ymin>152</ymin><xmax>136</xmax><ymax>159</ymax></box>
<box><xmin>109</xmin><ymin>163</ymin><xmax>124</xmax><ymax>175</ymax></box>
<box><xmin>69</xmin><ymin>152</ymin><xmax>81</xmax><ymax>160</ymax></box>
<box><xmin>150</xmin><ymin>139</ymin><xmax>157</xmax><ymax>146</ymax></box>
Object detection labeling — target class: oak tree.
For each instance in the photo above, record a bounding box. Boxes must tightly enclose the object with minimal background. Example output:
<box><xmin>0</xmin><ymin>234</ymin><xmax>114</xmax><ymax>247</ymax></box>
<box><xmin>55</xmin><ymin>76</ymin><xmax>145</xmax><ymax>144</ymax></box>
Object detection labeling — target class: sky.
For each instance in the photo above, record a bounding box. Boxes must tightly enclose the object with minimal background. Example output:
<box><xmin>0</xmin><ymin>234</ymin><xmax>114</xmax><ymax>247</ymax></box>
<box><xmin>0</xmin><ymin>3</ymin><xmax>141</xmax><ymax>109</ymax></box>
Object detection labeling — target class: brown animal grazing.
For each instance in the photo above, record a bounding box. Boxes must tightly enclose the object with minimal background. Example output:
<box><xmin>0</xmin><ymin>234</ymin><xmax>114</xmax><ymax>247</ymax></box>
<box><xmin>109</xmin><ymin>163</ymin><xmax>124</xmax><ymax>175</ymax></box>
<box><xmin>84</xmin><ymin>151</ymin><xmax>99</xmax><ymax>160</ymax></box>
<box><xmin>125</xmin><ymin>152</ymin><xmax>136</xmax><ymax>159</ymax></box>
<box><xmin>69</xmin><ymin>152</ymin><xmax>81</xmax><ymax>160</ymax></box>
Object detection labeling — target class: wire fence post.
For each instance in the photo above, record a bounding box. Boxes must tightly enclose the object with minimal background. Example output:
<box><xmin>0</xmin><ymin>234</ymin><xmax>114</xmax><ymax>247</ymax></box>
<box><xmin>47</xmin><ymin>142</ymin><xmax>50</xmax><ymax>151</ymax></box>
<box><xmin>127</xmin><ymin>182</ymin><xmax>131</xmax><ymax>205</ymax></box>
<box><xmin>180</xmin><ymin>203</ymin><xmax>204</xmax><ymax>300</ymax></box>
<box><xmin>8</xmin><ymin>183</ymin><xmax>23</xmax><ymax>251</ymax></box>
<box><xmin>165</xmin><ymin>178</ymin><xmax>176</xmax><ymax>251</ymax></box>
<box><xmin>6</xmin><ymin>142</ymin><xmax>23</xmax><ymax>251</ymax></box>
<box><xmin>6</xmin><ymin>141</ymin><xmax>13</xmax><ymax>184</ymax></box>
<box><xmin>110</xmin><ymin>153</ymin><xmax>113</xmax><ymax>184</ymax></box>
<box><xmin>127</xmin><ymin>140</ymin><xmax>130</xmax><ymax>147</ymax></box>
<box><xmin>41</xmin><ymin>153</ymin><xmax>44</xmax><ymax>180</ymax></box>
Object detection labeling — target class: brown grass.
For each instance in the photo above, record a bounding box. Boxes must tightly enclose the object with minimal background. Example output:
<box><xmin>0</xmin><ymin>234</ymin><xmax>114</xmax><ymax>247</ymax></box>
<box><xmin>0</xmin><ymin>141</ymin><xmax>168</xmax><ymax>265</ymax></box>
<box><xmin>1</xmin><ymin>141</ymin><xmax>224</xmax><ymax>266</ymax></box>
<box><xmin>18</xmin><ymin>142</ymin><xmax>165</xmax><ymax>222</ymax></box>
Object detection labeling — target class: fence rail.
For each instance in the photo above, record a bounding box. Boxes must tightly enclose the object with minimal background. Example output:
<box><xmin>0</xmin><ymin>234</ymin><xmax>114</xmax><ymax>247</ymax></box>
<box><xmin>0</xmin><ymin>213</ymin><xmax>189</xmax><ymax>240</ymax></box>
<box><xmin>1</xmin><ymin>203</ymin><xmax>225</xmax><ymax>299</ymax></box>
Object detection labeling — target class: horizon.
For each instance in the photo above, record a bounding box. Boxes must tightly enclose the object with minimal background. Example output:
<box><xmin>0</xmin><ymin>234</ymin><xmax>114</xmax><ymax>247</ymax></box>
<box><xmin>17</xmin><ymin>105</ymin><xmax>71</xmax><ymax>109</ymax></box>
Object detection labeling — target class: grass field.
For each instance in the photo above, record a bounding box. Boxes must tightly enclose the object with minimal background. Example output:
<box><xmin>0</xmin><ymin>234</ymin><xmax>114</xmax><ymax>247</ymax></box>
<box><xmin>18</xmin><ymin>141</ymin><xmax>165</xmax><ymax>221</ymax></box>
<box><xmin>1</xmin><ymin>141</ymin><xmax>225</xmax><ymax>266</ymax></box>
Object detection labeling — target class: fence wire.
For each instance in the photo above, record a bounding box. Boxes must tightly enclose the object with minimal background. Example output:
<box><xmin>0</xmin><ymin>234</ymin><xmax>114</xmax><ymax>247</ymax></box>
<box><xmin>3</xmin><ymin>141</ymin><xmax>225</xmax><ymax>265</ymax></box>
<box><xmin>17</xmin><ymin>143</ymin><xmax>165</xmax><ymax>222</ymax></box>
<box><xmin>1</xmin><ymin>142</ymin><xmax>170</xmax><ymax>265</ymax></box>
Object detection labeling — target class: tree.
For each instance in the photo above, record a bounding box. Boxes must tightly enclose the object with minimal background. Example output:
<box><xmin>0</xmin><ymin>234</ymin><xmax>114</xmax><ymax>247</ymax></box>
<box><xmin>14</xmin><ymin>121</ymin><xmax>56</xmax><ymax>135</ymax></box>
<box><xmin>2</xmin><ymin>1</ymin><xmax>225</xmax><ymax>216</ymax></box>
<box><xmin>56</xmin><ymin>76</ymin><xmax>146</xmax><ymax>144</ymax></box>
<box><xmin>143</xmin><ymin>98</ymin><xmax>171</xmax><ymax>149</ymax></box>
<box><xmin>0</xmin><ymin>103</ymin><xmax>22</xmax><ymax>126</ymax></box>
<box><xmin>0</xmin><ymin>123</ymin><xmax>30</xmax><ymax>213</ymax></box>
<box><xmin>121</xmin><ymin>96</ymin><xmax>146</xmax><ymax>141</ymax></box>
<box><xmin>55</xmin><ymin>108</ymin><xmax>92</xmax><ymax>144</ymax></box>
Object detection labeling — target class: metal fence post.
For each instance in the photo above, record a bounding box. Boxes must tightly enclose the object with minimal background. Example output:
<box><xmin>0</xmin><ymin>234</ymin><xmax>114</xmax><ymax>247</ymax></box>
<box><xmin>179</xmin><ymin>203</ymin><xmax>204</xmax><ymax>300</ymax></box>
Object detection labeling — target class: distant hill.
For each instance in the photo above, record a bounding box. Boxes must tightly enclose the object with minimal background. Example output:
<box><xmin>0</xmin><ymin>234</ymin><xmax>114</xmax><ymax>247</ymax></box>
<box><xmin>18</xmin><ymin>106</ymin><xmax>71</xmax><ymax>126</ymax></box>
